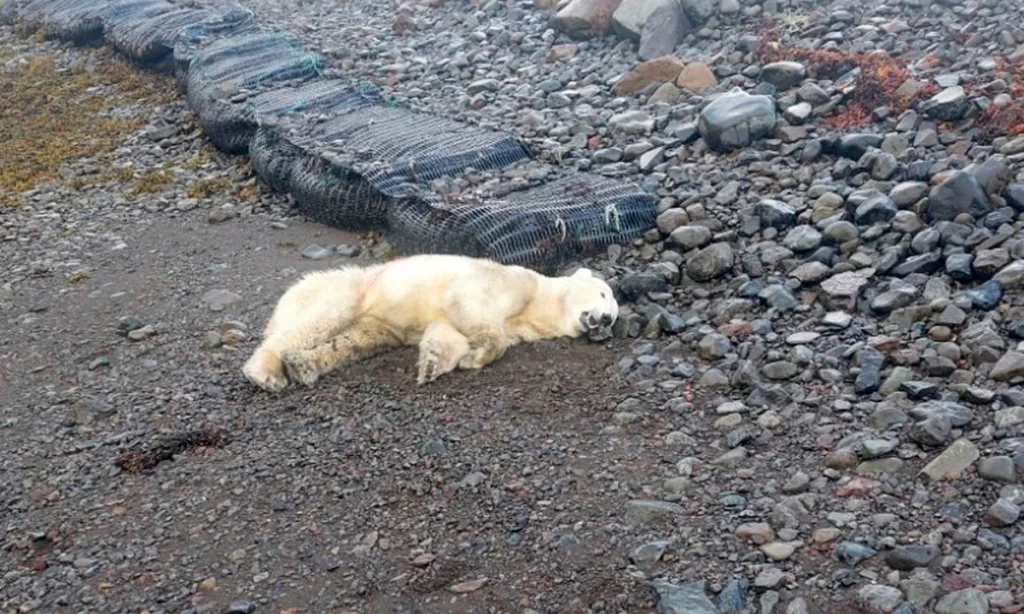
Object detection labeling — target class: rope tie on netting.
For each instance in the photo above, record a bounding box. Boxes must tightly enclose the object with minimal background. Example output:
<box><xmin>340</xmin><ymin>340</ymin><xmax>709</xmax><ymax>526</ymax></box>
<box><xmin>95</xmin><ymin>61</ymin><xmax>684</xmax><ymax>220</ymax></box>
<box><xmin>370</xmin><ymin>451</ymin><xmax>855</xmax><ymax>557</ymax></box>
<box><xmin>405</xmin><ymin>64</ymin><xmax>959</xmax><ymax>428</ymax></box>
<box><xmin>554</xmin><ymin>216</ymin><xmax>568</xmax><ymax>243</ymax></box>
<box><xmin>285</xmin><ymin>96</ymin><xmax>310</xmax><ymax>113</ymax></box>
<box><xmin>604</xmin><ymin>202</ymin><xmax>621</xmax><ymax>233</ymax></box>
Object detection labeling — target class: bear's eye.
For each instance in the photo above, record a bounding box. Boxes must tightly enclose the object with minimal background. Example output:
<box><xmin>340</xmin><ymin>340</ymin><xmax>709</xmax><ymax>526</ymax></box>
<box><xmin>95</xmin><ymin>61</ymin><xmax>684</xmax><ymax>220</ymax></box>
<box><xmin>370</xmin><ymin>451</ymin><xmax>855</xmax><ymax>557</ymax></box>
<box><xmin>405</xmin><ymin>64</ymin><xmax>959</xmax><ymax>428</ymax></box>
<box><xmin>600</xmin><ymin>292</ymin><xmax>606</xmax><ymax>298</ymax></box>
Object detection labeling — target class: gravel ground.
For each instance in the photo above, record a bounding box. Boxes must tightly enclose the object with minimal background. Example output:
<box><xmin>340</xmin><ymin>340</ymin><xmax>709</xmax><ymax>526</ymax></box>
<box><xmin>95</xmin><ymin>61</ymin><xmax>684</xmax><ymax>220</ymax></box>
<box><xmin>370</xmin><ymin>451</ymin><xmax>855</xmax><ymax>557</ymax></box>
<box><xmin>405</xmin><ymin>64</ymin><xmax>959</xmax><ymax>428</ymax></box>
<box><xmin>3</xmin><ymin>0</ymin><xmax>1024</xmax><ymax>611</ymax></box>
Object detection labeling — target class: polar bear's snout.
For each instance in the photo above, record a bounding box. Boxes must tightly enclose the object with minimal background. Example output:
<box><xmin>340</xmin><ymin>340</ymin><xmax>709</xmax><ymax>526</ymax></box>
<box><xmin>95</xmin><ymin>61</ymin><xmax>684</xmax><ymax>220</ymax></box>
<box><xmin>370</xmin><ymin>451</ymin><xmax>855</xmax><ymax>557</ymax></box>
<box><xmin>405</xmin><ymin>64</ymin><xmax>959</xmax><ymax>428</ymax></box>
<box><xmin>579</xmin><ymin>308</ymin><xmax>616</xmax><ymax>331</ymax></box>
<box><xmin>564</xmin><ymin>270</ymin><xmax>619</xmax><ymax>334</ymax></box>
<box><xmin>589</xmin><ymin>311</ymin><xmax>614</xmax><ymax>327</ymax></box>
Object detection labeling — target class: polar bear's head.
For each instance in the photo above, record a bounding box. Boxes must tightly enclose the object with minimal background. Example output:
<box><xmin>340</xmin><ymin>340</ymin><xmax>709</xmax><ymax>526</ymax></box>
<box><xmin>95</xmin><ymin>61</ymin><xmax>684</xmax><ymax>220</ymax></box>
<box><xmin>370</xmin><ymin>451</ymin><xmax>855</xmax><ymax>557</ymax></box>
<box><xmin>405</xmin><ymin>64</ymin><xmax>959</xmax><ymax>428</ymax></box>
<box><xmin>563</xmin><ymin>268</ymin><xmax>618</xmax><ymax>334</ymax></box>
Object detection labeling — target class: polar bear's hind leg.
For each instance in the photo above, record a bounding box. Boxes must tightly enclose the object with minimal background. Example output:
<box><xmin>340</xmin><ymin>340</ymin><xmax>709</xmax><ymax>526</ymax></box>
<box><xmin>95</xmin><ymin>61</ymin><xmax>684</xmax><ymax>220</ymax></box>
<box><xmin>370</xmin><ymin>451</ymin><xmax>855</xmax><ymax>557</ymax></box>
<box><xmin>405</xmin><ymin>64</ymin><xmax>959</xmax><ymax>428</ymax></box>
<box><xmin>416</xmin><ymin>319</ymin><xmax>471</xmax><ymax>384</ymax></box>
<box><xmin>243</xmin><ymin>266</ymin><xmax>375</xmax><ymax>392</ymax></box>
<box><xmin>280</xmin><ymin>318</ymin><xmax>400</xmax><ymax>387</ymax></box>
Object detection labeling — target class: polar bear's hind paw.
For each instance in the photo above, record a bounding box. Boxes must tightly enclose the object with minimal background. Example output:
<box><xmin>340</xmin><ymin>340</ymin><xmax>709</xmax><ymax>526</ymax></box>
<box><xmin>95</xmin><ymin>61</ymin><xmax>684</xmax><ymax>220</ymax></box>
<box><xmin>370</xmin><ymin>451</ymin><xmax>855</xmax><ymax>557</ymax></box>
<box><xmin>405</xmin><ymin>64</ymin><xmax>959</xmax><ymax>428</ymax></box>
<box><xmin>242</xmin><ymin>350</ymin><xmax>290</xmax><ymax>393</ymax></box>
<box><xmin>281</xmin><ymin>349</ymin><xmax>320</xmax><ymax>387</ymax></box>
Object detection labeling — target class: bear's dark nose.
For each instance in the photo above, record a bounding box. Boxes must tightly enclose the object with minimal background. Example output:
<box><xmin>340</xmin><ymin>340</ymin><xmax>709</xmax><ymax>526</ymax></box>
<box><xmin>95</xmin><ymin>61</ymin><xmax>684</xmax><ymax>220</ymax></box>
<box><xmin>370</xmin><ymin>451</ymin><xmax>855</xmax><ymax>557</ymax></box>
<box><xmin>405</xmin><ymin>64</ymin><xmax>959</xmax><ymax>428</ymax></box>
<box><xmin>600</xmin><ymin>314</ymin><xmax>612</xmax><ymax>326</ymax></box>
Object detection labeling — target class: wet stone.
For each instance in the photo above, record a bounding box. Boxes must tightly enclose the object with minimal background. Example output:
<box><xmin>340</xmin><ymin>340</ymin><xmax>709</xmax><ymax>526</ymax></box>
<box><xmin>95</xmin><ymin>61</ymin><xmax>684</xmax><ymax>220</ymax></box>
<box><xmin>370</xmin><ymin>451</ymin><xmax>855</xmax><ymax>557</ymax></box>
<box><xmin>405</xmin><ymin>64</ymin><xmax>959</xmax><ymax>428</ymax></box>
<box><xmin>835</xmin><ymin>541</ymin><xmax>877</xmax><ymax>566</ymax></box>
<box><xmin>653</xmin><ymin>580</ymin><xmax>719</xmax><ymax>614</ymax></box>
<box><xmin>885</xmin><ymin>544</ymin><xmax>940</xmax><ymax>571</ymax></box>
<box><xmin>920</xmin><ymin>439</ymin><xmax>980</xmax><ymax>482</ymax></box>
<box><xmin>978</xmin><ymin>456</ymin><xmax>1017</xmax><ymax>483</ymax></box>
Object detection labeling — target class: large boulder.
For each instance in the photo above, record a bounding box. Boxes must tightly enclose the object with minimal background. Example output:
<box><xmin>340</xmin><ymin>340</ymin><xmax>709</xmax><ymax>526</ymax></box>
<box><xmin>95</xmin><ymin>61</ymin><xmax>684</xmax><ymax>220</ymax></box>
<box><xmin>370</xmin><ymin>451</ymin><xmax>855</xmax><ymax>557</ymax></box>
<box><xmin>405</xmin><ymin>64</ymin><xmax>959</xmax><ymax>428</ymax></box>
<box><xmin>613</xmin><ymin>56</ymin><xmax>685</xmax><ymax>96</ymax></box>
<box><xmin>926</xmin><ymin>170</ymin><xmax>991</xmax><ymax>222</ymax></box>
<box><xmin>612</xmin><ymin>0</ymin><xmax>670</xmax><ymax>40</ymax></box>
<box><xmin>638</xmin><ymin>2</ymin><xmax>692</xmax><ymax>60</ymax></box>
<box><xmin>552</xmin><ymin>0</ymin><xmax>625</xmax><ymax>39</ymax></box>
<box><xmin>920</xmin><ymin>86</ymin><xmax>969</xmax><ymax>121</ymax></box>
<box><xmin>686</xmin><ymin>242</ymin><xmax>734</xmax><ymax>281</ymax></box>
<box><xmin>697</xmin><ymin>88</ymin><xmax>777</xmax><ymax>152</ymax></box>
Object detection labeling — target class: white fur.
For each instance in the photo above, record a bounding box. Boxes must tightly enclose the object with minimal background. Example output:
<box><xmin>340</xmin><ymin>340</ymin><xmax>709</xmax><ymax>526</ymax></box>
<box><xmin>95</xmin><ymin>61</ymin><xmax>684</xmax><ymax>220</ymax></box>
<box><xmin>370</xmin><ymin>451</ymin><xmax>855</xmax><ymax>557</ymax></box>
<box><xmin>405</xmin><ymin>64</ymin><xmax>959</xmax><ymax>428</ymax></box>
<box><xmin>242</xmin><ymin>253</ymin><xmax>618</xmax><ymax>391</ymax></box>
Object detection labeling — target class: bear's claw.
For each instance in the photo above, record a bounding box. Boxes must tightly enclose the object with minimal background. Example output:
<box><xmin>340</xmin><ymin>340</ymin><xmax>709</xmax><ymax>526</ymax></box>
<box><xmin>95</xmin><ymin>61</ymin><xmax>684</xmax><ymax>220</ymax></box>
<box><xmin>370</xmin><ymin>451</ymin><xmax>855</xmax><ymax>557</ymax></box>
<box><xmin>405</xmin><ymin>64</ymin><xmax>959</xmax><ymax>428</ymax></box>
<box><xmin>280</xmin><ymin>349</ymin><xmax>320</xmax><ymax>387</ymax></box>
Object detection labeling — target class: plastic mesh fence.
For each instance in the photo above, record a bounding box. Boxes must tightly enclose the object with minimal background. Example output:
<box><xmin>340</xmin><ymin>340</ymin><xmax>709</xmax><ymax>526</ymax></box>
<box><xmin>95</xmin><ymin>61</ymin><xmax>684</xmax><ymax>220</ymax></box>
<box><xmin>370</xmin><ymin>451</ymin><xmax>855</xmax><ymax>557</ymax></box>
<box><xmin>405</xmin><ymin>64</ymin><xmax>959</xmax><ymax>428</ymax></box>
<box><xmin>384</xmin><ymin>175</ymin><xmax>657</xmax><ymax>269</ymax></box>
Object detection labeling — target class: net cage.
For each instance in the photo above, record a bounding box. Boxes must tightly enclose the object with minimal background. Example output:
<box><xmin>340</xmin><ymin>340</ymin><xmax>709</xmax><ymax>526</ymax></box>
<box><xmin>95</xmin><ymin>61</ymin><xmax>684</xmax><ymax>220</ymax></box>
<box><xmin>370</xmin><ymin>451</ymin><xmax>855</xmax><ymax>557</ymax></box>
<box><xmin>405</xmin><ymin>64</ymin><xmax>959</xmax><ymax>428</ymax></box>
<box><xmin>383</xmin><ymin>174</ymin><xmax>657</xmax><ymax>271</ymax></box>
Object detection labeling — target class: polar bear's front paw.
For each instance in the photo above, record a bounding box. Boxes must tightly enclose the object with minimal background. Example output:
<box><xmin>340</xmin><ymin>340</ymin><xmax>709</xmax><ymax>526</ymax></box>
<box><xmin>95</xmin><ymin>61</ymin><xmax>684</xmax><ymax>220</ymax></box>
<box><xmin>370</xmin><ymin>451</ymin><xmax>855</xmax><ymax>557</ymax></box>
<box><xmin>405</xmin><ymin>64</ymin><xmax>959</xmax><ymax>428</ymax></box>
<box><xmin>280</xmin><ymin>349</ymin><xmax>320</xmax><ymax>388</ymax></box>
<box><xmin>243</xmin><ymin>349</ymin><xmax>289</xmax><ymax>393</ymax></box>
<box><xmin>416</xmin><ymin>346</ymin><xmax>441</xmax><ymax>385</ymax></box>
<box><xmin>457</xmin><ymin>346</ymin><xmax>487</xmax><ymax>370</ymax></box>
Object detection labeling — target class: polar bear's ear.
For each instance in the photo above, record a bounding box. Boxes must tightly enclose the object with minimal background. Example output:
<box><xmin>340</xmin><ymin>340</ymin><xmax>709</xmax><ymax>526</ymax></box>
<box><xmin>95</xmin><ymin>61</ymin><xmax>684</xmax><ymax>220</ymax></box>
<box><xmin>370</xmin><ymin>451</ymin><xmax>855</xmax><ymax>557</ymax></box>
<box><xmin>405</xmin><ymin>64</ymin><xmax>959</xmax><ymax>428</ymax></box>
<box><xmin>569</xmin><ymin>267</ymin><xmax>593</xmax><ymax>279</ymax></box>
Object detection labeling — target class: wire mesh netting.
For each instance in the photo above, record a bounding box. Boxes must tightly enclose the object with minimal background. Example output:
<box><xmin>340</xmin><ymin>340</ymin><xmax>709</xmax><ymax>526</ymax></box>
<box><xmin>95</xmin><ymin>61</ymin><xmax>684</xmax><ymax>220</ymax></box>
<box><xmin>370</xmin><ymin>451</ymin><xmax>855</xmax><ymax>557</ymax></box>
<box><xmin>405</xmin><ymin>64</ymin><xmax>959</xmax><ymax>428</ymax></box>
<box><xmin>64</xmin><ymin>0</ymin><xmax>175</xmax><ymax>45</ymax></box>
<box><xmin>23</xmin><ymin>0</ymin><xmax>118</xmax><ymax>44</ymax></box>
<box><xmin>5</xmin><ymin>0</ymin><xmax>96</xmax><ymax>31</ymax></box>
<box><xmin>99</xmin><ymin>0</ymin><xmax>172</xmax><ymax>29</ymax></box>
<box><xmin>170</xmin><ymin>6</ymin><xmax>257</xmax><ymax>84</ymax></box>
<box><xmin>265</xmin><ymin>105</ymin><xmax>533</xmax><ymax>233</ymax></box>
<box><xmin>248</xmin><ymin>126</ymin><xmax>301</xmax><ymax>193</ymax></box>
<box><xmin>180</xmin><ymin>32</ymin><xmax>326</xmax><ymax>152</ymax></box>
<box><xmin>287</xmin><ymin>105</ymin><xmax>534</xmax><ymax>198</ymax></box>
<box><xmin>107</xmin><ymin>4</ymin><xmax>253</xmax><ymax>67</ymax></box>
<box><xmin>202</xmin><ymin>77</ymin><xmax>383</xmax><ymax>154</ymax></box>
<box><xmin>384</xmin><ymin>175</ymin><xmax>657</xmax><ymax>269</ymax></box>
<box><xmin>0</xmin><ymin>0</ymin><xmax>29</xmax><ymax>25</ymax></box>
<box><xmin>287</xmin><ymin>154</ymin><xmax>398</xmax><ymax>231</ymax></box>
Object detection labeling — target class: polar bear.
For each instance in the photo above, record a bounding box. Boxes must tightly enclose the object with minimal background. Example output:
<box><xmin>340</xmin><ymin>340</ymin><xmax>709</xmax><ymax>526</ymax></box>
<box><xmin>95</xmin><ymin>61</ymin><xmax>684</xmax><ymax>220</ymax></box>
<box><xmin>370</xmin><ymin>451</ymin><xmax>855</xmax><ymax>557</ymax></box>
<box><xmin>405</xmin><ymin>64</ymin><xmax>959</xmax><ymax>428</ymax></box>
<box><xmin>241</xmin><ymin>253</ymin><xmax>618</xmax><ymax>392</ymax></box>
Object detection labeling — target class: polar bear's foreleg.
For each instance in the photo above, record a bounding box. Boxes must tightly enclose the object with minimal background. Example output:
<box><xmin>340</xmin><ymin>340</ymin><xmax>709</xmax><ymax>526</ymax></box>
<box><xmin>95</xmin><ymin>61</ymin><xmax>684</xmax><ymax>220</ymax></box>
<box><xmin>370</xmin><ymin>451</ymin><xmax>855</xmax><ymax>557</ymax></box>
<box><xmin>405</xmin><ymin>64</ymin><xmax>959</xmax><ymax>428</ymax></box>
<box><xmin>439</xmin><ymin>282</ymin><xmax>518</xmax><ymax>372</ymax></box>
<box><xmin>458</xmin><ymin>329</ymin><xmax>510</xmax><ymax>370</ymax></box>
<box><xmin>279</xmin><ymin>318</ymin><xmax>399</xmax><ymax>387</ymax></box>
<box><xmin>416</xmin><ymin>319</ymin><xmax>471</xmax><ymax>385</ymax></box>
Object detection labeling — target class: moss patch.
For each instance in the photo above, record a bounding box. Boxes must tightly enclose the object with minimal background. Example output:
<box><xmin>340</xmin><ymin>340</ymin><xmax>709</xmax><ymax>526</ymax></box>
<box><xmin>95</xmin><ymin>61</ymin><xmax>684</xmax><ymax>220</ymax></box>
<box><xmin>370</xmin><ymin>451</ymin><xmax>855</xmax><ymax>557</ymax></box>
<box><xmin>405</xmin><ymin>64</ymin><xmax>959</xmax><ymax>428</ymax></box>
<box><xmin>185</xmin><ymin>176</ymin><xmax>233</xmax><ymax>200</ymax></box>
<box><xmin>0</xmin><ymin>44</ymin><xmax>174</xmax><ymax>205</ymax></box>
